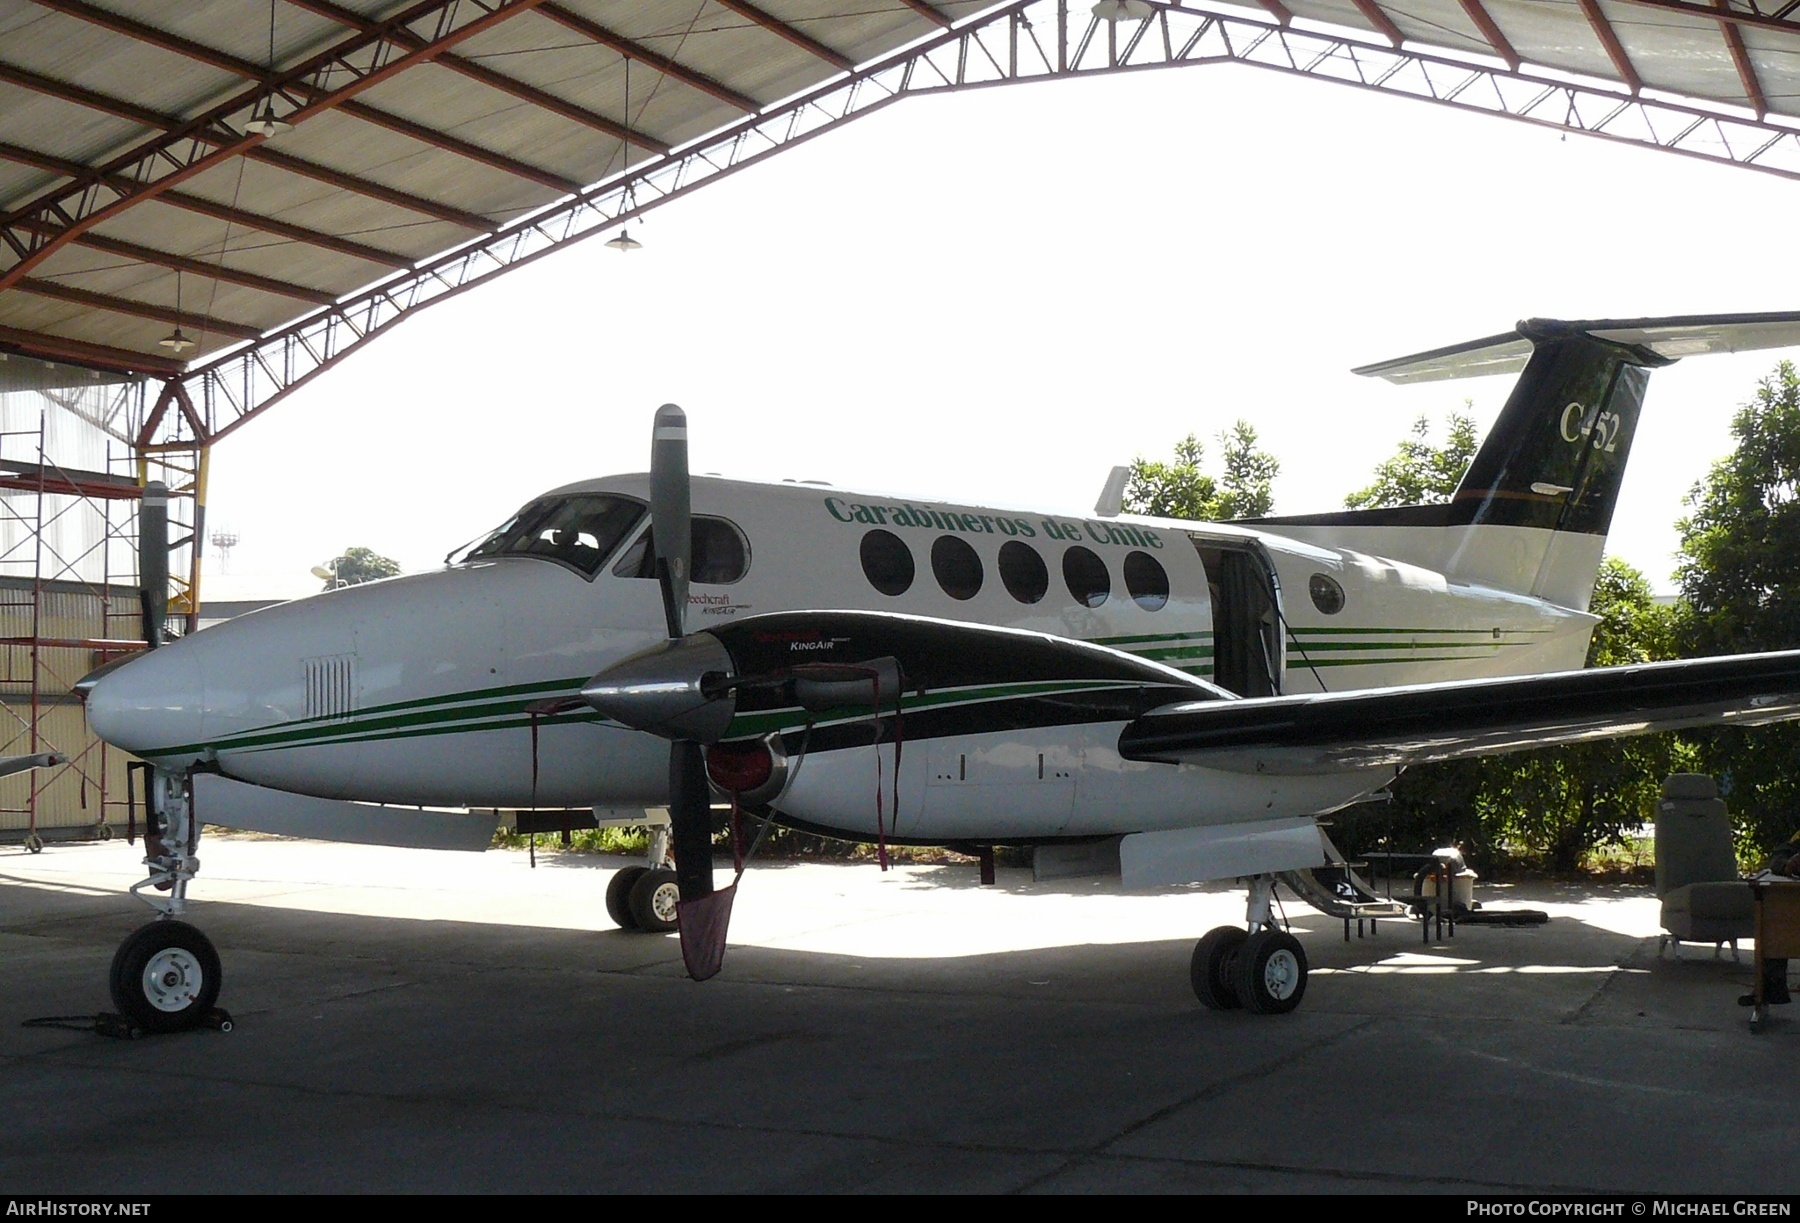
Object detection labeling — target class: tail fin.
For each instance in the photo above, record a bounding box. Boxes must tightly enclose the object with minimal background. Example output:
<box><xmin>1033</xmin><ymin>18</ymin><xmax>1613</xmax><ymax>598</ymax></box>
<box><xmin>1249</xmin><ymin>311</ymin><xmax>1800</xmax><ymax>609</ymax></box>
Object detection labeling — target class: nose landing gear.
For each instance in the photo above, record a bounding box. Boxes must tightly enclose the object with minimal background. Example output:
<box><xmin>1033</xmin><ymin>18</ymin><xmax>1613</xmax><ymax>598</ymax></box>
<box><xmin>108</xmin><ymin>767</ymin><xmax>229</xmax><ymax>1034</ymax></box>
<box><xmin>1191</xmin><ymin>874</ymin><xmax>1310</xmax><ymax>1015</ymax></box>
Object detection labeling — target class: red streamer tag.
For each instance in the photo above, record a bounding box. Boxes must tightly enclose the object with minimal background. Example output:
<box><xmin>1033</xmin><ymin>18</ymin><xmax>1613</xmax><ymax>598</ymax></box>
<box><xmin>676</xmin><ymin>882</ymin><xmax>737</xmax><ymax>981</ymax></box>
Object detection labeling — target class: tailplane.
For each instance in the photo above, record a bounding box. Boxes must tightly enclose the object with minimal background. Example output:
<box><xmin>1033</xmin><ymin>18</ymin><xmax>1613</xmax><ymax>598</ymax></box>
<box><xmin>1247</xmin><ymin>312</ymin><xmax>1800</xmax><ymax>610</ymax></box>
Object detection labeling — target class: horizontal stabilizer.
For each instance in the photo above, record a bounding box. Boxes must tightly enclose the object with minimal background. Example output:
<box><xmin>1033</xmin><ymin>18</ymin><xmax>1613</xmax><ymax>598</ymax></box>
<box><xmin>1356</xmin><ymin>311</ymin><xmax>1800</xmax><ymax>384</ymax></box>
<box><xmin>192</xmin><ymin>774</ymin><xmax>498</xmax><ymax>851</ymax></box>
<box><xmin>1119</xmin><ymin>648</ymin><xmax>1800</xmax><ymax>774</ymax></box>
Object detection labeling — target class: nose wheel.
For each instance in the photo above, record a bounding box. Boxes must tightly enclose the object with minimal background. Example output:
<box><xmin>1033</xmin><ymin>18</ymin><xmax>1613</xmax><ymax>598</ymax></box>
<box><xmin>109</xmin><ymin>920</ymin><xmax>222</xmax><ymax>1034</ymax></box>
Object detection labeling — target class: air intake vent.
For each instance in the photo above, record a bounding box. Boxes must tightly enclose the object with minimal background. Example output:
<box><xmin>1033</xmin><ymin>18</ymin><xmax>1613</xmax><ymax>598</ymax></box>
<box><xmin>304</xmin><ymin>654</ymin><xmax>355</xmax><ymax>721</ymax></box>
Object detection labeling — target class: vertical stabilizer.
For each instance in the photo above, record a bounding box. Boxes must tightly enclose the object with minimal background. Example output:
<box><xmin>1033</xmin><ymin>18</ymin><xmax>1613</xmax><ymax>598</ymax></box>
<box><xmin>1436</xmin><ymin>321</ymin><xmax>1666</xmax><ymax>607</ymax></box>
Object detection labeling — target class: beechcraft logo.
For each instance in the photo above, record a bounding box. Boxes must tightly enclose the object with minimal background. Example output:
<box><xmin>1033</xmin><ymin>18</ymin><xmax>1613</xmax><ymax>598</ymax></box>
<box><xmin>1559</xmin><ymin>402</ymin><xmax>1625</xmax><ymax>453</ymax></box>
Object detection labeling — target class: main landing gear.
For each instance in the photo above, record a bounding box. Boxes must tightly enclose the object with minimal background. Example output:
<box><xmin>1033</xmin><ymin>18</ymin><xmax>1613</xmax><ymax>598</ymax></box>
<box><xmin>1191</xmin><ymin>875</ymin><xmax>1309</xmax><ymax>1015</ymax></box>
<box><xmin>109</xmin><ymin>768</ymin><xmax>229</xmax><ymax>1033</ymax></box>
<box><xmin>605</xmin><ymin>823</ymin><xmax>681</xmax><ymax>934</ymax></box>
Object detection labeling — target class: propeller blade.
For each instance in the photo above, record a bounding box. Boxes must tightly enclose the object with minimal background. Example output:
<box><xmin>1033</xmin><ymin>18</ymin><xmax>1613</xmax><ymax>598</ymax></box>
<box><xmin>669</xmin><ymin>740</ymin><xmax>713</xmax><ymax>903</ymax></box>
<box><xmin>650</xmin><ymin>403</ymin><xmax>691</xmax><ymax>640</ymax></box>
<box><xmin>139</xmin><ymin>480</ymin><xmax>169</xmax><ymax>649</ymax></box>
<box><xmin>670</xmin><ymin>738</ymin><xmax>734</xmax><ymax>980</ymax></box>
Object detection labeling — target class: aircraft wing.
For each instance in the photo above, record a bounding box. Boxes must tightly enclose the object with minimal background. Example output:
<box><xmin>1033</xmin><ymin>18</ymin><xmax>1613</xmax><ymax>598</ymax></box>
<box><xmin>1117</xmin><ymin>649</ymin><xmax>1800</xmax><ymax>775</ymax></box>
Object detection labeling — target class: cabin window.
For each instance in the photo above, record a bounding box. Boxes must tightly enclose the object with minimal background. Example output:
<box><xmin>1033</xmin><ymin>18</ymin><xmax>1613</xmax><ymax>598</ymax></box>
<box><xmin>1063</xmin><ymin>546</ymin><xmax>1110</xmax><ymax>608</ymax></box>
<box><xmin>612</xmin><ymin>517</ymin><xmax>751</xmax><ymax>584</ymax></box>
<box><xmin>998</xmin><ymin>540</ymin><xmax>1048</xmax><ymax>604</ymax></box>
<box><xmin>860</xmin><ymin>529</ymin><xmax>915</xmax><ymax>596</ymax></box>
<box><xmin>931</xmin><ymin>535</ymin><xmax>983</xmax><ymax>600</ymax></box>
<box><xmin>1124</xmin><ymin>551</ymin><xmax>1169</xmax><ymax>612</ymax></box>
<box><xmin>461</xmin><ymin>494</ymin><xmax>644</xmax><ymax>579</ymax></box>
<box><xmin>1309</xmin><ymin>574</ymin><xmax>1345</xmax><ymax>615</ymax></box>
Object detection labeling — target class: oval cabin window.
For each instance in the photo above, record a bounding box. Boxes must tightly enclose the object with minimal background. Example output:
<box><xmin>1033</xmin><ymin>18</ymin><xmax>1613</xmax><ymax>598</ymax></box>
<box><xmin>931</xmin><ymin>535</ymin><xmax>983</xmax><ymax>600</ymax></box>
<box><xmin>1124</xmin><ymin>550</ymin><xmax>1169</xmax><ymax>612</ymax></box>
<box><xmin>860</xmin><ymin>529</ymin><xmax>915</xmax><ymax>597</ymax></box>
<box><xmin>1309</xmin><ymin>573</ymin><xmax>1345</xmax><ymax>615</ymax></box>
<box><xmin>1063</xmin><ymin>546</ymin><xmax>1110</xmax><ymax>608</ymax></box>
<box><xmin>998</xmin><ymin>540</ymin><xmax>1049</xmax><ymax>604</ymax></box>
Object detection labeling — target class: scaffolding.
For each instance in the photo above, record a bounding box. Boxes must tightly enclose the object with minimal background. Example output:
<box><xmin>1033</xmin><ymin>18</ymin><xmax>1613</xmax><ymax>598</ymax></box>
<box><xmin>0</xmin><ymin>352</ymin><xmax>205</xmax><ymax>847</ymax></box>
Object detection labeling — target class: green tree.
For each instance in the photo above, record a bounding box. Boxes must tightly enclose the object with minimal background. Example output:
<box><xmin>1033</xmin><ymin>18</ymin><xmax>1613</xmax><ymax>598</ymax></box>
<box><xmin>1330</xmin><ymin>405</ymin><xmax>1686</xmax><ymax>871</ymax></box>
<box><xmin>322</xmin><ymin>545</ymin><xmax>401</xmax><ymax>590</ymax></box>
<box><xmin>1344</xmin><ymin>409</ymin><xmax>1478</xmax><ymax>509</ymax></box>
<box><xmin>1122</xmin><ymin>422</ymin><xmax>1280</xmax><ymax>520</ymax></box>
<box><xmin>1675</xmin><ymin>360</ymin><xmax>1800</xmax><ymax>856</ymax></box>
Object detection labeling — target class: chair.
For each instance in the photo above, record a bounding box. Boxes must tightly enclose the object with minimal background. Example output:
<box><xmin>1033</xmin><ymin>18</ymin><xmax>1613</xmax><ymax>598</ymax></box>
<box><xmin>1656</xmin><ymin>774</ymin><xmax>1754</xmax><ymax>960</ymax></box>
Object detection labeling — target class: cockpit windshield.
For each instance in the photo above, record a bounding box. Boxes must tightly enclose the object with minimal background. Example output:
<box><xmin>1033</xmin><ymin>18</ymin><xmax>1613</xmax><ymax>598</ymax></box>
<box><xmin>457</xmin><ymin>494</ymin><xmax>645</xmax><ymax>578</ymax></box>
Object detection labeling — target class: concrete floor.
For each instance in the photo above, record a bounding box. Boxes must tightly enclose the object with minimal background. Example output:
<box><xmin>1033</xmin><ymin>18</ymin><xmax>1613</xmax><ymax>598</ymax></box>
<box><xmin>0</xmin><ymin>835</ymin><xmax>1793</xmax><ymax>1194</ymax></box>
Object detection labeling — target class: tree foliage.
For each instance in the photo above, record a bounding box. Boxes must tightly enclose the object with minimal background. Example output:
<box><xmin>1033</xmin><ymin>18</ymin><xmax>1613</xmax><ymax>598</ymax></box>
<box><xmin>1122</xmin><ymin>422</ymin><xmax>1280</xmax><ymax>520</ymax></box>
<box><xmin>323</xmin><ymin>545</ymin><xmax>401</xmax><ymax>590</ymax></box>
<box><xmin>1343</xmin><ymin>410</ymin><xmax>1478</xmax><ymax>509</ymax></box>
<box><xmin>1674</xmin><ymin>361</ymin><xmax>1800</xmax><ymax>856</ymax></box>
<box><xmin>1329</xmin><ymin>401</ymin><xmax>1685</xmax><ymax>871</ymax></box>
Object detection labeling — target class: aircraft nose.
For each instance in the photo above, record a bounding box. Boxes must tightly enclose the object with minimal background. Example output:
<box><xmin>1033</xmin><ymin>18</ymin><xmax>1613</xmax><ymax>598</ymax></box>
<box><xmin>83</xmin><ymin>644</ymin><xmax>207</xmax><ymax>763</ymax></box>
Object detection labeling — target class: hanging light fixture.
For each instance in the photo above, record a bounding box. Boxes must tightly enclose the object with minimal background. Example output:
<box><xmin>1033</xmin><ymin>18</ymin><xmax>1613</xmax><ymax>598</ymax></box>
<box><xmin>159</xmin><ymin>269</ymin><xmax>197</xmax><ymax>355</ymax></box>
<box><xmin>611</xmin><ymin>56</ymin><xmax>641</xmax><ymax>253</ymax></box>
<box><xmin>1091</xmin><ymin>0</ymin><xmax>1153</xmax><ymax>19</ymax></box>
<box><xmin>246</xmin><ymin>0</ymin><xmax>292</xmax><ymax>137</ymax></box>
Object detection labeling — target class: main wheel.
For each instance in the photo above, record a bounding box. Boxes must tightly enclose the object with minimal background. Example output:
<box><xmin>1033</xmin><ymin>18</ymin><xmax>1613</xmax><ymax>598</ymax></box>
<box><xmin>109</xmin><ymin>920</ymin><xmax>221</xmax><ymax>1034</ymax></box>
<box><xmin>1191</xmin><ymin>926</ymin><xmax>1248</xmax><ymax>1010</ymax></box>
<box><xmin>606</xmin><ymin>866</ymin><xmax>648</xmax><ymax>930</ymax></box>
<box><xmin>627</xmin><ymin>868</ymin><xmax>681</xmax><ymax>933</ymax></box>
<box><xmin>1236</xmin><ymin>929</ymin><xmax>1307</xmax><ymax>1015</ymax></box>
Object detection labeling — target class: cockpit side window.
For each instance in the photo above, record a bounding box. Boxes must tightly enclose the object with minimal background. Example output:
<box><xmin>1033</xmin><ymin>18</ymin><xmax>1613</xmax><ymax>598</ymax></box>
<box><xmin>612</xmin><ymin>517</ymin><xmax>750</xmax><ymax>584</ymax></box>
<box><xmin>460</xmin><ymin>494</ymin><xmax>645</xmax><ymax>579</ymax></box>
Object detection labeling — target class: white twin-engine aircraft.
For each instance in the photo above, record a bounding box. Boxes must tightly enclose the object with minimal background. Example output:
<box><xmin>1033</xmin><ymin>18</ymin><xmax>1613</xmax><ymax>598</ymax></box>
<box><xmin>77</xmin><ymin>312</ymin><xmax>1800</xmax><ymax>1032</ymax></box>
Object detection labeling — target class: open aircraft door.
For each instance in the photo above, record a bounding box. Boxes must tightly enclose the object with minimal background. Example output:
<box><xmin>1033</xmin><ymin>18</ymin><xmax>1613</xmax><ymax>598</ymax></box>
<box><xmin>1192</xmin><ymin>537</ymin><xmax>1283</xmax><ymax>698</ymax></box>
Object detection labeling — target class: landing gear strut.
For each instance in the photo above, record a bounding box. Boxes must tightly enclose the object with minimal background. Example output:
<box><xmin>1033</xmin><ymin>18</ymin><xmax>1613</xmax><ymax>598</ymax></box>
<box><xmin>111</xmin><ymin>768</ymin><xmax>225</xmax><ymax>1033</ymax></box>
<box><xmin>1191</xmin><ymin>874</ymin><xmax>1309</xmax><ymax>1015</ymax></box>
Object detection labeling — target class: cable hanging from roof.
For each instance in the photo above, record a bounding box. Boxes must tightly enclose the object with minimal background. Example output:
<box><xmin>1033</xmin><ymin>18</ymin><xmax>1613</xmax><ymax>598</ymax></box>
<box><xmin>246</xmin><ymin>0</ymin><xmax>292</xmax><ymax>138</ymax></box>
<box><xmin>607</xmin><ymin>55</ymin><xmax>642</xmax><ymax>252</ymax></box>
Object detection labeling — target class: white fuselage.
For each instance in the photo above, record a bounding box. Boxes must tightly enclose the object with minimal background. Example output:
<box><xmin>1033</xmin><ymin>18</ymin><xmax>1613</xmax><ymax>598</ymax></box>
<box><xmin>86</xmin><ymin>475</ymin><xmax>1598</xmax><ymax>843</ymax></box>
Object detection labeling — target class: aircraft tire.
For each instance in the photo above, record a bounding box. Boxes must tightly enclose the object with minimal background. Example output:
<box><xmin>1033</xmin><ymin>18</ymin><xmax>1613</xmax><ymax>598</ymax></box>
<box><xmin>1191</xmin><ymin>926</ymin><xmax>1248</xmax><ymax>1010</ymax></box>
<box><xmin>606</xmin><ymin>866</ymin><xmax>648</xmax><ymax>930</ymax></box>
<box><xmin>628</xmin><ymin>868</ymin><xmax>681</xmax><ymax>933</ymax></box>
<box><xmin>109</xmin><ymin>920</ymin><xmax>221</xmax><ymax>1034</ymax></box>
<box><xmin>1236</xmin><ymin>929</ymin><xmax>1307</xmax><ymax>1015</ymax></box>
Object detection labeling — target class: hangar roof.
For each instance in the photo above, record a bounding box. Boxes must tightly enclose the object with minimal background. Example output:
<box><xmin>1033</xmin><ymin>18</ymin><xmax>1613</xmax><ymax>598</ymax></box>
<box><xmin>2</xmin><ymin>0</ymin><xmax>1799</xmax><ymax>380</ymax></box>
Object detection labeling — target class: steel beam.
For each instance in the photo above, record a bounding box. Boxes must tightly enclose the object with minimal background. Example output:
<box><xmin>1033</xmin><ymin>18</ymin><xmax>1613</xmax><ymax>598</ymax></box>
<box><xmin>1456</xmin><ymin>0</ymin><xmax>1520</xmax><ymax>69</ymax></box>
<box><xmin>707</xmin><ymin>0</ymin><xmax>856</xmax><ymax>72</ymax></box>
<box><xmin>1715</xmin><ymin>0</ymin><xmax>1767</xmax><ymax>117</ymax></box>
<box><xmin>283</xmin><ymin>0</ymin><xmax>670</xmax><ymax>146</ymax></box>
<box><xmin>0</xmin><ymin>0</ymin><xmax>551</xmax><ymax>290</ymax></box>
<box><xmin>62</xmin><ymin>234</ymin><xmax>338</xmax><ymax>307</ymax></box>
<box><xmin>0</xmin><ymin>63</ymin><xmax>497</xmax><ymax>242</ymax></box>
<box><xmin>16</xmin><ymin>279</ymin><xmax>264</xmax><ymax>341</ymax></box>
<box><xmin>335</xmin><ymin>101</ymin><xmax>588</xmax><ymax>192</ymax></box>
<box><xmin>154</xmin><ymin>0</ymin><xmax>1800</xmax><ymax>448</ymax></box>
<box><xmin>37</xmin><ymin>0</ymin><xmax>667</xmax><ymax>151</ymax></box>
<box><xmin>0</xmin><ymin>140</ymin><xmax>410</xmax><ymax>268</ymax></box>
<box><xmin>242</xmin><ymin>149</ymin><xmax>496</xmax><ymax>232</ymax></box>
<box><xmin>0</xmin><ymin>324</ymin><xmax>183</xmax><ymax>377</ymax></box>
<box><xmin>1348</xmin><ymin>0</ymin><xmax>1404</xmax><ymax>46</ymax></box>
<box><xmin>537</xmin><ymin>3</ymin><xmax>763</xmax><ymax>112</ymax></box>
<box><xmin>1576</xmin><ymin>0</ymin><xmax>1642</xmax><ymax>94</ymax></box>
